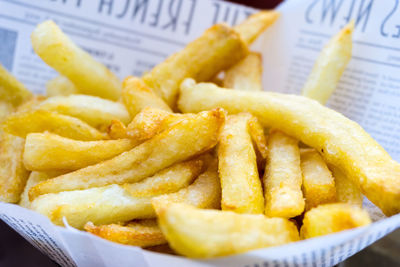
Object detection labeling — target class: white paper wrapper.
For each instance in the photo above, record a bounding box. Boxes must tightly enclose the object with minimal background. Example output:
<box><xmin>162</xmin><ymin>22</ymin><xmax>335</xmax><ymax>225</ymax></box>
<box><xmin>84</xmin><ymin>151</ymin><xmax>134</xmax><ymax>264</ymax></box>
<box><xmin>1</xmin><ymin>0</ymin><xmax>400</xmax><ymax>266</ymax></box>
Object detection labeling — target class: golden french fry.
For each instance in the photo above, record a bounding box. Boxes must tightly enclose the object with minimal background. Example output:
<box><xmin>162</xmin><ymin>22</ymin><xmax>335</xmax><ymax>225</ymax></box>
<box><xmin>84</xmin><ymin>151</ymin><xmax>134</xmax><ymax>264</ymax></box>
<box><xmin>46</xmin><ymin>76</ymin><xmax>78</xmax><ymax>97</ymax></box>
<box><xmin>0</xmin><ymin>63</ymin><xmax>32</xmax><ymax>106</ymax></box>
<box><xmin>301</xmin><ymin>149</ymin><xmax>336</xmax><ymax>210</ymax></box>
<box><xmin>145</xmin><ymin>244</ymin><xmax>176</xmax><ymax>255</ymax></box>
<box><xmin>107</xmin><ymin>119</ymin><xmax>128</xmax><ymax>139</ymax></box>
<box><xmin>218</xmin><ymin>114</ymin><xmax>264</xmax><ymax>214</ymax></box>
<box><xmin>263</xmin><ymin>130</ymin><xmax>304</xmax><ymax>218</ymax></box>
<box><xmin>3</xmin><ymin>110</ymin><xmax>106</xmax><ymax>141</ymax></box>
<box><xmin>38</xmin><ymin>94</ymin><xmax>130</xmax><ymax>129</ymax></box>
<box><xmin>156</xmin><ymin>203</ymin><xmax>299</xmax><ymax>258</ymax></box>
<box><xmin>234</xmin><ymin>11</ymin><xmax>280</xmax><ymax>45</ymax></box>
<box><xmin>178</xmin><ymin>80</ymin><xmax>400</xmax><ymax>216</ymax></box>
<box><xmin>122</xmin><ymin>77</ymin><xmax>171</xmax><ymax>117</ymax></box>
<box><xmin>84</xmin><ymin>219</ymin><xmax>166</xmax><ymax>247</ymax></box>
<box><xmin>223</xmin><ymin>52</ymin><xmax>263</xmax><ymax>91</ymax></box>
<box><xmin>23</xmin><ymin>133</ymin><xmax>138</xmax><ymax>171</ymax></box>
<box><xmin>302</xmin><ymin>22</ymin><xmax>353</xmax><ymax>104</ymax></box>
<box><xmin>0</xmin><ymin>101</ymin><xmax>14</xmax><ymax>123</ymax></box>
<box><xmin>143</xmin><ymin>24</ymin><xmax>248</xmax><ymax>108</ymax></box>
<box><xmin>29</xmin><ymin>109</ymin><xmax>225</xmax><ymax>199</ymax></box>
<box><xmin>31</xmin><ymin>21</ymin><xmax>121</xmax><ymax>100</ymax></box>
<box><xmin>16</xmin><ymin>95</ymin><xmax>46</xmax><ymax>113</ymax></box>
<box><xmin>331</xmin><ymin>166</ymin><xmax>363</xmax><ymax>207</ymax></box>
<box><xmin>300</xmin><ymin>203</ymin><xmax>371</xmax><ymax>239</ymax></box>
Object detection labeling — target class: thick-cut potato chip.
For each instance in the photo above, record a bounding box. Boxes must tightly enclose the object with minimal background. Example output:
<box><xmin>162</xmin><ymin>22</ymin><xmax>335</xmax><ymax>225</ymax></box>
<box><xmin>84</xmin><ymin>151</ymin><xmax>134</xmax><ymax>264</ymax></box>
<box><xmin>264</xmin><ymin>130</ymin><xmax>304</xmax><ymax>218</ymax></box>
<box><xmin>331</xmin><ymin>166</ymin><xmax>362</xmax><ymax>207</ymax></box>
<box><xmin>122</xmin><ymin>77</ymin><xmax>171</xmax><ymax>117</ymax></box>
<box><xmin>3</xmin><ymin>110</ymin><xmax>106</xmax><ymax>141</ymax></box>
<box><xmin>156</xmin><ymin>203</ymin><xmax>299</xmax><ymax>258</ymax></box>
<box><xmin>302</xmin><ymin>22</ymin><xmax>353</xmax><ymax>104</ymax></box>
<box><xmin>84</xmin><ymin>220</ymin><xmax>166</xmax><ymax>247</ymax></box>
<box><xmin>23</xmin><ymin>133</ymin><xmax>138</xmax><ymax>171</ymax></box>
<box><xmin>0</xmin><ymin>64</ymin><xmax>32</xmax><ymax>107</ymax></box>
<box><xmin>218</xmin><ymin>114</ymin><xmax>264</xmax><ymax>214</ymax></box>
<box><xmin>143</xmin><ymin>24</ymin><xmax>248</xmax><ymax>108</ymax></box>
<box><xmin>178</xmin><ymin>80</ymin><xmax>400</xmax><ymax>216</ymax></box>
<box><xmin>38</xmin><ymin>94</ymin><xmax>130</xmax><ymax>130</ymax></box>
<box><xmin>301</xmin><ymin>149</ymin><xmax>336</xmax><ymax>210</ymax></box>
<box><xmin>31</xmin><ymin>21</ymin><xmax>121</xmax><ymax>100</ymax></box>
<box><xmin>223</xmin><ymin>52</ymin><xmax>263</xmax><ymax>91</ymax></box>
<box><xmin>29</xmin><ymin>109</ymin><xmax>225</xmax><ymax>199</ymax></box>
<box><xmin>46</xmin><ymin>76</ymin><xmax>78</xmax><ymax>97</ymax></box>
<box><xmin>300</xmin><ymin>203</ymin><xmax>371</xmax><ymax>239</ymax></box>
<box><xmin>107</xmin><ymin>119</ymin><xmax>128</xmax><ymax>139</ymax></box>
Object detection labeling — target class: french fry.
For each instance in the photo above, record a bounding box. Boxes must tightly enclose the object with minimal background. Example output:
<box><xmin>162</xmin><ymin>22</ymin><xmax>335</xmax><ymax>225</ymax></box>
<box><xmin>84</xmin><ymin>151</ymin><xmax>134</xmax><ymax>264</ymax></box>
<box><xmin>234</xmin><ymin>11</ymin><xmax>280</xmax><ymax>45</ymax></box>
<box><xmin>301</xmin><ymin>149</ymin><xmax>336</xmax><ymax>210</ymax></box>
<box><xmin>263</xmin><ymin>130</ymin><xmax>304</xmax><ymax>218</ymax></box>
<box><xmin>84</xmin><ymin>219</ymin><xmax>166</xmax><ymax>247</ymax></box>
<box><xmin>107</xmin><ymin>119</ymin><xmax>128</xmax><ymax>139</ymax></box>
<box><xmin>31</xmin><ymin>21</ymin><xmax>121</xmax><ymax>100</ymax></box>
<box><xmin>302</xmin><ymin>22</ymin><xmax>353</xmax><ymax>104</ymax></box>
<box><xmin>46</xmin><ymin>76</ymin><xmax>78</xmax><ymax>97</ymax></box>
<box><xmin>331</xmin><ymin>166</ymin><xmax>363</xmax><ymax>207</ymax></box>
<box><xmin>178</xmin><ymin>80</ymin><xmax>400</xmax><ymax>216</ymax></box>
<box><xmin>0</xmin><ymin>63</ymin><xmax>32</xmax><ymax>106</ymax></box>
<box><xmin>38</xmin><ymin>94</ymin><xmax>130</xmax><ymax>130</ymax></box>
<box><xmin>143</xmin><ymin>24</ymin><xmax>248</xmax><ymax>107</ymax></box>
<box><xmin>218</xmin><ymin>114</ymin><xmax>264</xmax><ymax>214</ymax></box>
<box><xmin>223</xmin><ymin>52</ymin><xmax>263</xmax><ymax>91</ymax></box>
<box><xmin>3</xmin><ymin>110</ymin><xmax>106</xmax><ymax>141</ymax></box>
<box><xmin>122</xmin><ymin>77</ymin><xmax>171</xmax><ymax>117</ymax></box>
<box><xmin>23</xmin><ymin>133</ymin><xmax>138</xmax><ymax>171</ymax></box>
<box><xmin>29</xmin><ymin>109</ymin><xmax>225</xmax><ymax>199</ymax></box>
<box><xmin>156</xmin><ymin>203</ymin><xmax>299</xmax><ymax>258</ymax></box>
<box><xmin>0</xmin><ymin>101</ymin><xmax>14</xmax><ymax>123</ymax></box>
<box><xmin>300</xmin><ymin>203</ymin><xmax>371</xmax><ymax>239</ymax></box>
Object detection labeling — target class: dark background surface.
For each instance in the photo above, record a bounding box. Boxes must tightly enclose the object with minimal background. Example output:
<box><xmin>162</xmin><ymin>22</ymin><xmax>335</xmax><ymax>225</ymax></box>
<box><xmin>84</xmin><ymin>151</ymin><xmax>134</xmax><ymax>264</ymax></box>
<box><xmin>1</xmin><ymin>1</ymin><xmax>399</xmax><ymax>267</ymax></box>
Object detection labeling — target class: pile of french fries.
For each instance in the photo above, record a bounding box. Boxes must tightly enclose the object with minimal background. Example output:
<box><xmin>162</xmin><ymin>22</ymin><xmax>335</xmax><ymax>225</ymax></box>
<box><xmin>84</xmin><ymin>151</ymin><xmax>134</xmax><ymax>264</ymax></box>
<box><xmin>1</xmin><ymin>9</ymin><xmax>399</xmax><ymax>259</ymax></box>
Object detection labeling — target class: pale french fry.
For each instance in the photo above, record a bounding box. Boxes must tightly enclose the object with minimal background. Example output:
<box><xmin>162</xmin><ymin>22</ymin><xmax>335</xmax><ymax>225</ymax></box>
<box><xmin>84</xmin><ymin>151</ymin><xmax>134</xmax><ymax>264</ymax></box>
<box><xmin>0</xmin><ymin>63</ymin><xmax>32</xmax><ymax>106</ymax></box>
<box><xmin>84</xmin><ymin>220</ymin><xmax>166</xmax><ymax>247</ymax></box>
<box><xmin>156</xmin><ymin>203</ymin><xmax>299</xmax><ymax>258</ymax></box>
<box><xmin>122</xmin><ymin>77</ymin><xmax>171</xmax><ymax>117</ymax></box>
<box><xmin>223</xmin><ymin>52</ymin><xmax>263</xmax><ymax>91</ymax></box>
<box><xmin>46</xmin><ymin>76</ymin><xmax>78</xmax><ymax>97</ymax></box>
<box><xmin>29</xmin><ymin>109</ymin><xmax>225</xmax><ymax>199</ymax></box>
<box><xmin>0</xmin><ymin>101</ymin><xmax>14</xmax><ymax>123</ymax></box>
<box><xmin>16</xmin><ymin>95</ymin><xmax>46</xmax><ymax>113</ymax></box>
<box><xmin>234</xmin><ymin>11</ymin><xmax>280</xmax><ymax>45</ymax></box>
<box><xmin>301</xmin><ymin>149</ymin><xmax>336</xmax><ymax>210</ymax></box>
<box><xmin>178</xmin><ymin>79</ymin><xmax>400</xmax><ymax>216</ymax></box>
<box><xmin>218</xmin><ymin>114</ymin><xmax>264</xmax><ymax>214</ymax></box>
<box><xmin>23</xmin><ymin>133</ymin><xmax>138</xmax><ymax>171</ymax></box>
<box><xmin>302</xmin><ymin>22</ymin><xmax>353</xmax><ymax>104</ymax></box>
<box><xmin>38</xmin><ymin>94</ymin><xmax>130</xmax><ymax>129</ymax></box>
<box><xmin>331</xmin><ymin>166</ymin><xmax>363</xmax><ymax>207</ymax></box>
<box><xmin>107</xmin><ymin>119</ymin><xmax>128</xmax><ymax>139</ymax></box>
<box><xmin>31</xmin><ymin>21</ymin><xmax>121</xmax><ymax>100</ymax></box>
<box><xmin>263</xmin><ymin>130</ymin><xmax>304</xmax><ymax>218</ymax></box>
<box><xmin>3</xmin><ymin>110</ymin><xmax>106</xmax><ymax>141</ymax></box>
<box><xmin>143</xmin><ymin>24</ymin><xmax>248</xmax><ymax>108</ymax></box>
<box><xmin>300</xmin><ymin>203</ymin><xmax>371</xmax><ymax>239</ymax></box>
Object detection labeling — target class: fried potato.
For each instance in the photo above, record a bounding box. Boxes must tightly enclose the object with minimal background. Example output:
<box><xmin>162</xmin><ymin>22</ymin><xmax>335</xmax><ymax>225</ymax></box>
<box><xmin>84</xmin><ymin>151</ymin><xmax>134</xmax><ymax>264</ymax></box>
<box><xmin>0</xmin><ymin>63</ymin><xmax>32</xmax><ymax>106</ymax></box>
<box><xmin>156</xmin><ymin>203</ymin><xmax>299</xmax><ymax>258</ymax></box>
<box><xmin>218</xmin><ymin>114</ymin><xmax>264</xmax><ymax>214</ymax></box>
<box><xmin>178</xmin><ymin>80</ymin><xmax>400</xmax><ymax>216</ymax></box>
<box><xmin>331</xmin><ymin>166</ymin><xmax>363</xmax><ymax>207</ymax></box>
<box><xmin>0</xmin><ymin>101</ymin><xmax>14</xmax><ymax>123</ymax></box>
<box><xmin>143</xmin><ymin>24</ymin><xmax>248</xmax><ymax>108</ymax></box>
<box><xmin>107</xmin><ymin>119</ymin><xmax>128</xmax><ymax>139</ymax></box>
<box><xmin>301</xmin><ymin>149</ymin><xmax>336</xmax><ymax>210</ymax></box>
<box><xmin>23</xmin><ymin>133</ymin><xmax>138</xmax><ymax>171</ymax></box>
<box><xmin>223</xmin><ymin>52</ymin><xmax>263</xmax><ymax>91</ymax></box>
<box><xmin>302</xmin><ymin>21</ymin><xmax>353</xmax><ymax>104</ymax></box>
<box><xmin>31</xmin><ymin>21</ymin><xmax>121</xmax><ymax>100</ymax></box>
<box><xmin>84</xmin><ymin>219</ymin><xmax>166</xmax><ymax>247</ymax></box>
<box><xmin>29</xmin><ymin>109</ymin><xmax>225</xmax><ymax>199</ymax></box>
<box><xmin>263</xmin><ymin>130</ymin><xmax>304</xmax><ymax>218</ymax></box>
<box><xmin>46</xmin><ymin>76</ymin><xmax>78</xmax><ymax>97</ymax></box>
<box><xmin>38</xmin><ymin>94</ymin><xmax>130</xmax><ymax>129</ymax></box>
<box><xmin>3</xmin><ymin>110</ymin><xmax>106</xmax><ymax>141</ymax></box>
<box><xmin>0</xmin><ymin>132</ymin><xmax>30</xmax><ymax>203</ymax></box>
<box><xmin>122</xmin><ymin>77</ymin><xmax>171</xmax><ymax>117</ymax></box>
<box><xmin>300</xmin><ymin>203</ymin><xmax>371</xmax><ymax>239</ymax></box>
<box><xmin>234</xmin><ymin>11</ymin><xmax>280</xmax><ymax>45</ymax></box>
